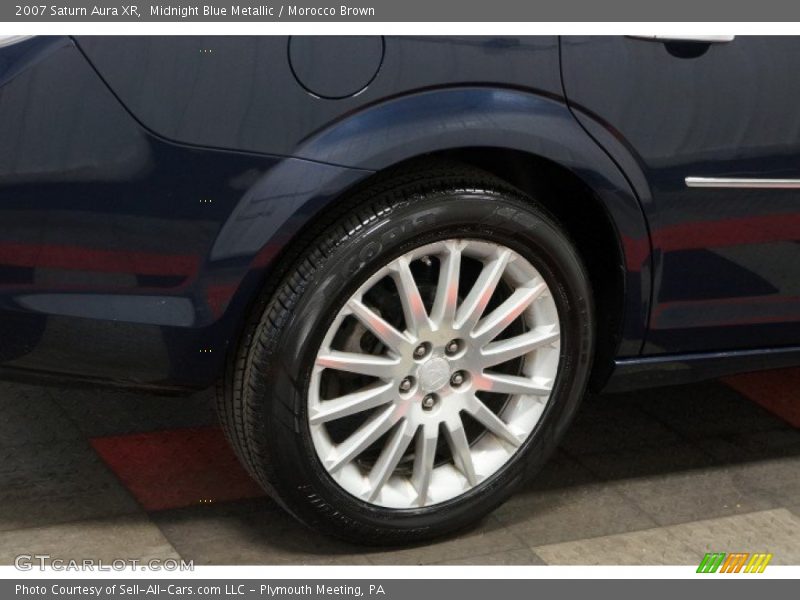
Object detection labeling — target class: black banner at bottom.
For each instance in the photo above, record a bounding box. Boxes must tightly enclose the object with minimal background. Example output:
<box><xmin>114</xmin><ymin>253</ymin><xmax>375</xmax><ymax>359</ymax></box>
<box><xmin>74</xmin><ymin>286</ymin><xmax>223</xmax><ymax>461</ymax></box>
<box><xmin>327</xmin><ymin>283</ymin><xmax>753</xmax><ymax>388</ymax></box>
<box><xmin>4</xmin><ymin>579</ymin><xmax>797</xmax><ymax>600</ymax></box>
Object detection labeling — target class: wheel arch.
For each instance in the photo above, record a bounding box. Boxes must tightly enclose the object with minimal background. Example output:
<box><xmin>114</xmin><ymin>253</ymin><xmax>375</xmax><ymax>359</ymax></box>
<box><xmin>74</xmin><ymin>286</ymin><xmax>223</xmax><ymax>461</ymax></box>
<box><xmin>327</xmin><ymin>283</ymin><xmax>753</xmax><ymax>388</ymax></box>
<box><xmin>214</xmin><ymin>87</ymin><xmax>651</xmax><ymax>389</ymax></box>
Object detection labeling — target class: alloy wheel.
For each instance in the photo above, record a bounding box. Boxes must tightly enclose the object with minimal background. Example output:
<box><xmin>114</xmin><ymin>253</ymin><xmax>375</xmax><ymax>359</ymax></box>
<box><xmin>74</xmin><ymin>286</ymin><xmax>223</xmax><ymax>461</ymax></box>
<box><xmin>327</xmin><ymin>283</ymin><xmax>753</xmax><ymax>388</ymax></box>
<box><xmin>308</xmin><ymin>239</ymin><xmax>561</xmax><ymax>508</ymax></box>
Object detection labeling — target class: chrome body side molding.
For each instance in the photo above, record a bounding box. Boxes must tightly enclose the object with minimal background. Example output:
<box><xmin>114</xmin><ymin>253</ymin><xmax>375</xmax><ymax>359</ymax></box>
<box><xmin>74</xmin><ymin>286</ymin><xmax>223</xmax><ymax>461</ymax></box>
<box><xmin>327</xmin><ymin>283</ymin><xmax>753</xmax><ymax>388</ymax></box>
<box><xmin>686</xmin><ymin>177</ymin><xmax>800</xmax><ymax>189</ymax></box>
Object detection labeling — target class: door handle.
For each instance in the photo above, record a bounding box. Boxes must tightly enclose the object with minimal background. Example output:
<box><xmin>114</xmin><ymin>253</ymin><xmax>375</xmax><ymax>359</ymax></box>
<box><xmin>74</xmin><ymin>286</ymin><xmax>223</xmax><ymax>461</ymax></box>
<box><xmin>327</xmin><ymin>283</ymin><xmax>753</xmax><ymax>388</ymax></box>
<box><xmin>630</xmin><ymin>35</ymin><xmax>735</xmax><ymax>44</ymax></box>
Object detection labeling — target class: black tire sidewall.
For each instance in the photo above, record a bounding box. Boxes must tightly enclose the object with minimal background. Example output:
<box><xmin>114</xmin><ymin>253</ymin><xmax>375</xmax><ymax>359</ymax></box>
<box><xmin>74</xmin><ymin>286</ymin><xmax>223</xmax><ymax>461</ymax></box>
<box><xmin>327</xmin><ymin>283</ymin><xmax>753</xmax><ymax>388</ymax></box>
<box><xmin>249</xmin><ymin>190</ymin><xmax>594</xmax><ymax>541</ymax></box>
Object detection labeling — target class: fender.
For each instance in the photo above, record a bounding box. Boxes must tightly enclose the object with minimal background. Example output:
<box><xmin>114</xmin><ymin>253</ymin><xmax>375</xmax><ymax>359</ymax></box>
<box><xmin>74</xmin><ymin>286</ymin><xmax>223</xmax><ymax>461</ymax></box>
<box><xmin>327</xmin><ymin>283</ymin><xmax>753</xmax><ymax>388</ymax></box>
<box><xmin>216</xmin><ymin>87</ymin><xmax>652</xmax><ymax>358</ymax></box>
<box><xmin>0</xmin><ymin>41</ymin><xmax>651</xmax><ymax>390</ymax></box>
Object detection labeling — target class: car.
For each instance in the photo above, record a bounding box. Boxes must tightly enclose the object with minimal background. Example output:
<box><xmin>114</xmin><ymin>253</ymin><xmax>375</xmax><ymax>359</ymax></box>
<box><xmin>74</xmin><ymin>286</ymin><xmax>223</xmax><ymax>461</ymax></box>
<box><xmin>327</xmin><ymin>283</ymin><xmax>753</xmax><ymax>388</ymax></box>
<box><xmin>1</xmin><ymin>34</ymin><xmax>798</xmax><ymax>544</ymax></box>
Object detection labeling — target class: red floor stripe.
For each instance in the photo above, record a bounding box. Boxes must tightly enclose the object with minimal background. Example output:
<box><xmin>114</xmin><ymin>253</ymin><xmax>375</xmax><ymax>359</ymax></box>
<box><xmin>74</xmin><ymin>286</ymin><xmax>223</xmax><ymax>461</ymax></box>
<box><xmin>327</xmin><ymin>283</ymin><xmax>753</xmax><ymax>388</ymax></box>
<box><xmin>90</xmin><ymin>427</ymin><xmax>265</xmax><ymax>511</ymax></box>
<box><xmin>723</xmin><ymin>368</ymin><xmax>800</xmax><ymax>429</ymax></box>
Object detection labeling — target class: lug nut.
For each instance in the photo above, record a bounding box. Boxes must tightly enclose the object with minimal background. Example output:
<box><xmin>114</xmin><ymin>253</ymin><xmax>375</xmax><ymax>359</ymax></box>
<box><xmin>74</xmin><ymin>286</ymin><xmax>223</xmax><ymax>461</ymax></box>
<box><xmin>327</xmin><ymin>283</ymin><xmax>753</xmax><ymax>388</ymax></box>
<box><xmin>421</xmin><ymin>394</ymin><xmax>436</xmax><ymax>410</ymax></box>
<box><xmin>450</xmin><ymin>371</ymin><xmax>465</xmax><ymax>387</ymax></box>
<box><xmin>399</xmin><ymin>377</ymin><xmax>413</xmax><ymax>392</ymax></box>
<box><xmin>414</xmin><ymin>343</ymin><xmax>429</xmax><ymax>359</ymax></box>
<box><xmin>445</xmin><ymin>339</ymin><xmax>461</xmax><ymax>356</ymax></box>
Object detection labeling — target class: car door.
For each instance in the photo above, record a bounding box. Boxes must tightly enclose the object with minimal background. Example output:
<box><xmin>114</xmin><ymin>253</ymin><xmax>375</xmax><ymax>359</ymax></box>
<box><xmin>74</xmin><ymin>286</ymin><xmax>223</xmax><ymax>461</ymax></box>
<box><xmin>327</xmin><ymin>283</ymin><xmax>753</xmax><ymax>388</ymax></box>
<box><xmin>561</xmin><ymin>35</ymin><xmax>800</xmax><ymax>355</ymax></box>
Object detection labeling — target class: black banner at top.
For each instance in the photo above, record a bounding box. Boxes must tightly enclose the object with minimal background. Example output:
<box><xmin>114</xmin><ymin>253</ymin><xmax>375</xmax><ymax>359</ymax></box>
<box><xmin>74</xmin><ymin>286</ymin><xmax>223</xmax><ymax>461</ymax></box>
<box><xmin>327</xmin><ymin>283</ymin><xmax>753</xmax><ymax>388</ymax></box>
<box><xmin>4</xmin><ymin>0</ymin><xmax>800</xmax><ymax>22</ymax></box>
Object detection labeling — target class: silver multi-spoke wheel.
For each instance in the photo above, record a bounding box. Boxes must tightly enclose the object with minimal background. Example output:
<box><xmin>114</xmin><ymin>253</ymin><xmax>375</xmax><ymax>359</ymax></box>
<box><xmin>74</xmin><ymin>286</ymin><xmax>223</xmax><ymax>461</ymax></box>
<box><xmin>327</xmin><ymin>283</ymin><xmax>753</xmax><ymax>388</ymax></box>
<box><xmin>221</xmin><ymin>171</ymin><xmax>594</xmax><ymax>542</ymax></box>
<box><xmin>309</xmin><ymin>239</ymin><xmax>561</xmax><ymax>509</ymax></box>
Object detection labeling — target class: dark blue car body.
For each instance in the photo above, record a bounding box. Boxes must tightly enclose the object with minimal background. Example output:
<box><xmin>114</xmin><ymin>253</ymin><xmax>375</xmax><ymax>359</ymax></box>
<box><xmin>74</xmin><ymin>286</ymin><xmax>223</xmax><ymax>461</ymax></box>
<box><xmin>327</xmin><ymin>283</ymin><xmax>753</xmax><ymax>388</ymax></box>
<box><xmin>1</xmin><ymin>35</ymin><xmax>798</xmax><ymax>392</ymax></box>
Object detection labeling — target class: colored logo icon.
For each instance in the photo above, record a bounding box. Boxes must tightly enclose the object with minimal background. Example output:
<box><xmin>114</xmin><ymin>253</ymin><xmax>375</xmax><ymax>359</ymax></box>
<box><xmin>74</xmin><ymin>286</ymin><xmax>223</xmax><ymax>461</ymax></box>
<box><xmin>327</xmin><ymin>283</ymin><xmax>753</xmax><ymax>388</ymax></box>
<box><xmin>697</xmin><ymin>552</ymin><xmax>773</xmax><ymax>573</ymax></box>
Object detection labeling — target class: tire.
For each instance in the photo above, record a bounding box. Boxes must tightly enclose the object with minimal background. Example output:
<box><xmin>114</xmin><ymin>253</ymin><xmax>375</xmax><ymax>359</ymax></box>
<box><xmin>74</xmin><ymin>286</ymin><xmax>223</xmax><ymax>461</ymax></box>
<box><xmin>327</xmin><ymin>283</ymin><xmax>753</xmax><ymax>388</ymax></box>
<box><xmin>217</xmin><ymin>163</ymin><xmax>595</xmax><ymax>544</ymax></box>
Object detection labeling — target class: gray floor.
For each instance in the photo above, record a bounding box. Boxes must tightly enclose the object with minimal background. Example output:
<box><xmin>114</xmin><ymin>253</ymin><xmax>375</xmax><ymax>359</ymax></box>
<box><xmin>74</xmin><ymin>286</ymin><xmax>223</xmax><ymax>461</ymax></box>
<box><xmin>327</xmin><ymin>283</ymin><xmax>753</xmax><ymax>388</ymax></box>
<box><xmin>1</xmin><ymin>377</ymin><xmax>799</xmax><ymax>566</ymax></box>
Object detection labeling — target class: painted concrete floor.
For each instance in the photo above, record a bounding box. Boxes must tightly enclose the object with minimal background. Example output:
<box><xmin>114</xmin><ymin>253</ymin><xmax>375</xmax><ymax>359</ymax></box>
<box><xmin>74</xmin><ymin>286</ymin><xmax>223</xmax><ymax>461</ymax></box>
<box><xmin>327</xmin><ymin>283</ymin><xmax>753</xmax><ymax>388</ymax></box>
<box><xmin>1</xmin><ymin>369</ymin><xmax>799</xmax><ymax>566</ymax></box>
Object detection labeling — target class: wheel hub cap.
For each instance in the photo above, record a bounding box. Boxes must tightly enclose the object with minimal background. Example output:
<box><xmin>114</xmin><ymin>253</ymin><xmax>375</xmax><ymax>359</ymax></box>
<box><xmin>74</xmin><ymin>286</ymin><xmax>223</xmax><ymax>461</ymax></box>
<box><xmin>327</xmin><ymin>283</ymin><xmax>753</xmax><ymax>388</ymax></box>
<box><xmin>418</xmin><ymin>357</ymin><xmax>450</xmax><ymax>392</ymax></box>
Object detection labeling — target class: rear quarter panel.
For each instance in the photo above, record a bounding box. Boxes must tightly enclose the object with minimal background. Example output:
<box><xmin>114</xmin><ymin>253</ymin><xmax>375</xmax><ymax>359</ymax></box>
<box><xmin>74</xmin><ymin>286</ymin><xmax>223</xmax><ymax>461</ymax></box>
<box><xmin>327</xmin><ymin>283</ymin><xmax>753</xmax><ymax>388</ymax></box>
<box><xmin>0</xmin><ymin>36</ymin><xmax>649</xmax><ymax>388</ymax></box>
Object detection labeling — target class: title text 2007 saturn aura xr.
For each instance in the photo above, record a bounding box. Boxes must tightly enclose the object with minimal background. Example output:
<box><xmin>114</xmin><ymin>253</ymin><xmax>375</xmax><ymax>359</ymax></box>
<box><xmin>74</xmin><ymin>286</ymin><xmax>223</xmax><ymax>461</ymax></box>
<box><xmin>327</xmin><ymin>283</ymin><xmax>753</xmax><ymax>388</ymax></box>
<box><xmin>1</xmin><ymin>35</ymin><xmax>798</xmax><ymax>543</ymax></box>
